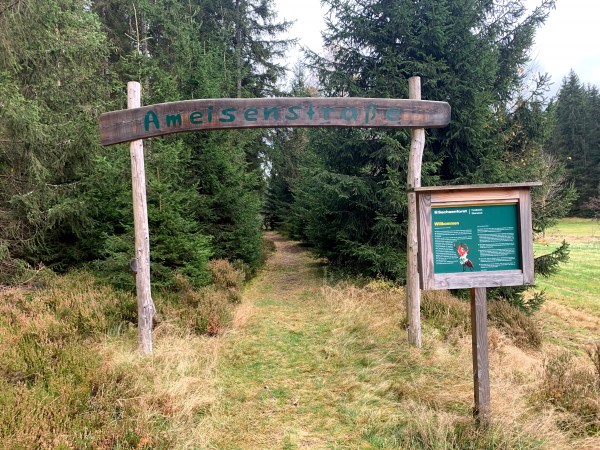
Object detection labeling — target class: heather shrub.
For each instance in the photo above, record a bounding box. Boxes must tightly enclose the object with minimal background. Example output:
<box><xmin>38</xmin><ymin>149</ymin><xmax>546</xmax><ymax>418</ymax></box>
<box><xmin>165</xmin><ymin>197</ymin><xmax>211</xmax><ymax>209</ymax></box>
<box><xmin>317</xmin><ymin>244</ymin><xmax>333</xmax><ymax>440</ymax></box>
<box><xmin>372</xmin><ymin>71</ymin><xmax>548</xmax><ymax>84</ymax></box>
<box><xmin>536</xmin><ymin>351</ymin><xmax>600</xmax><ymax>435</ymax></box>
<box><xmin>488</xmin><ymin>300</ymin><xmax>542</xmax><ymax>349</ymax></box>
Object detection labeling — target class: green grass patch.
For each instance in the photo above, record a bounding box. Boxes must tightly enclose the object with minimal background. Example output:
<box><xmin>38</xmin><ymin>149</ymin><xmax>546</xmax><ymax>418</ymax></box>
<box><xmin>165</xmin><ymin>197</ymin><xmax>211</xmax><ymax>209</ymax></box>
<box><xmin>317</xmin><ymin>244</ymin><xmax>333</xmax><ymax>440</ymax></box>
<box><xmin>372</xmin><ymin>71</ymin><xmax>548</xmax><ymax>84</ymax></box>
<box><xmin>542</xmin><ymin>218</ymin><xmax>600</xmax><ymax>239</ymax></box>
<box><xmin>3</xmin><ymin>232</ymin><xmax>598</xmax><ymax>448</ymax></box>
<box><xmin>207</xmin><ymin>254</ymin><xmax>553</xmax><ymax>449</ymax></box>
<box><xmin>535</xmin><ymin>219</ymin><xmax>600</xmax><ymax>316</ymax></box>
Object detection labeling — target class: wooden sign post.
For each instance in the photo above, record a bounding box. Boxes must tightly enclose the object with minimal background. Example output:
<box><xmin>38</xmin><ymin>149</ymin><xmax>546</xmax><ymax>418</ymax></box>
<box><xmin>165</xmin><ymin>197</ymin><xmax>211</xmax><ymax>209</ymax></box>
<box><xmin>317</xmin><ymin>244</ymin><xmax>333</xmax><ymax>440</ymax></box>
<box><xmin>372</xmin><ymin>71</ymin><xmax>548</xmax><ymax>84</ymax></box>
<box><xmin>100</xmin><ymin>79</ymin><xmax>451</xmax><ymax>353</ymax></box>
<box><xmin>471</xmin><ymin>286</ymin><xmax>490</xmax><ymax>422</ymax></box>
<box><xmin>406</xmin><ymin>77</ymin><xmax>425</xmax><ymax>347</ymax></box>
<box><xmin>127</xmin><ymin>82</ymin><xmax>154</xmax><ymax>355</ymax></box>
<box><xmin>415</xmin><ymin>182</ymin><xmax>540</xmax><ymax>424</ymax></box>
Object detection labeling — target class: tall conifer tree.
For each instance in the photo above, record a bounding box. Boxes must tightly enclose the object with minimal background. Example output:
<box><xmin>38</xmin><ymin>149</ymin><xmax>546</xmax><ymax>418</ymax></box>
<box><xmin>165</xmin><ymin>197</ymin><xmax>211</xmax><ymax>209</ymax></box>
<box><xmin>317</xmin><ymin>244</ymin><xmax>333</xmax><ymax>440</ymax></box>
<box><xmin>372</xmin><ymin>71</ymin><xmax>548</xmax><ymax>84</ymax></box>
<box><xmin>288</xmin><ymin>0</ymin><xmax>556</xmax><ymax>279</ymax></box>
<box><xmin>547</xmin><ymin>71</ymin><xmax>600</xmax><ymax>214</ymax></box>
<box><xmin>0</xmin><ymin>0</ymin><xmax>110</xmax><ymax>267</ymax></box>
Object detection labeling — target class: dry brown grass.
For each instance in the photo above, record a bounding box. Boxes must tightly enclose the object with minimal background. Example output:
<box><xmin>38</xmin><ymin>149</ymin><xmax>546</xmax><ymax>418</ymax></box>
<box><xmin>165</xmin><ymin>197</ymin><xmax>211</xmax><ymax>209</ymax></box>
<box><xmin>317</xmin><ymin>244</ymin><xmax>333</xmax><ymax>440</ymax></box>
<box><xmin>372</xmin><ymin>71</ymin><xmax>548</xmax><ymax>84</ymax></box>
<box><xmin>533</xmin><ymin>350</ymin><xmax>600</xmax><ymax>436</ymax></box>
<box><xmin>3</xmin><ymin>233</ymin><xmax>599</xmax><ymax>448</ymax></box>
<box><xmin>208</xmin><ymin>259</ymin><xmax>244</xmax><ymax>304</ymax></box>
<box><xmin>161</xmin><ymin>259</ymin><xmax>246</xmax><ymax>336</ymax></box>
<box><xmin>0</xmin><ymin>273</ymin><xmax>163</xmax><ymax>449</ymax></box>
<box><xmin>104</xmin><ymin>327</ymin><xmax>222</xmax><ymax>449</ymax></box>
<box><xmin>320</xmin><ymin>281</ymin><xmax>598</xmax><ymax>448</ymax></box>
<box><xmin>489</xmin><ymin>299</ymin><xmax>543</xmax><ymax>349</ymax></box>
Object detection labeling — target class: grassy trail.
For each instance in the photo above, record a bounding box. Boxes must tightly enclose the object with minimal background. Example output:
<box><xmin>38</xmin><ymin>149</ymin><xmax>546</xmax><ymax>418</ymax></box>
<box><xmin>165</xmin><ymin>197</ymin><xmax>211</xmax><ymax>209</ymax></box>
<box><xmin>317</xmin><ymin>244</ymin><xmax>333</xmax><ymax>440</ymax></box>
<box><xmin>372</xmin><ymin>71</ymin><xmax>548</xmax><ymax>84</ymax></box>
<box><xmin>201</xmin><ymin>232</ymin><xmax>587</xmax><ymax>449</ymax></box>
<box><xmin>2</xmin><ymin>226</ymin><xmax>598</xmax><ymax>448</ymax></box>
<box><xmin>210</xmin><ymin>233</ymin><xmax>362</xmax><ymax>448</ymax></box>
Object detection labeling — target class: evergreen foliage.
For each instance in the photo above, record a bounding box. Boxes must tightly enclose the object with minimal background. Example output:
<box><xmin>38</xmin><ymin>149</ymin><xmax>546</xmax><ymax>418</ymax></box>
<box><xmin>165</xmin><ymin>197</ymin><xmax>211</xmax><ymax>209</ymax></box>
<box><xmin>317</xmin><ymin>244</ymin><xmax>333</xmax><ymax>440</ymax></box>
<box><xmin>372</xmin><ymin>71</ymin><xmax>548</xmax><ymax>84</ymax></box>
<box><xmin>290</xmin><ymin>128</ymin><xmax>421</xmax><ymax>280</ymax></box>
<box><xmin>546</xmin><ymin>71</ymin><xmax>600</xmax><ymax>215</ymax></box>
<box><xmin>0</xmin><ymin>0</ymin><xmax>290</xmax><ymax>288</ymax></box>
<box><xmin>263</xmin><ymin>65</ymin><xmax>311</xmax><ymax>231</ymax></box>
<box><xmin>277</xmin><ymin>0</ymin><xmax>558</xmax><ymax>279</ymax></box>
<box><xmin>0</xmin><ymin>0</ymin><xmax>110</xmax><ymax>268</ymax></box>
<box><xmin>0</xmin><ymin>0</ymin><xmax>577</xmax><ymax>295</ymax></box>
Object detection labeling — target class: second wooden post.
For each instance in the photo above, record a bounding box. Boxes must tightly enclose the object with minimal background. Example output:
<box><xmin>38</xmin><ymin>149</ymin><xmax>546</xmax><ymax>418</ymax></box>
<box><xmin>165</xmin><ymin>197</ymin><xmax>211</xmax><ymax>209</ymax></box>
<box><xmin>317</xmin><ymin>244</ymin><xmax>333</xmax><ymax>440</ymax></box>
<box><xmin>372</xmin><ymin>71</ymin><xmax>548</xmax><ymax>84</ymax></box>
<box><xmin>406</xmin><ymin>76</ymin><xmax>425</xmax><ymax>348</ymax></box>
<box><xmin>470</xmin><ymin>287</ymin><xmax>490</xmax><ymax>424</ymax></box>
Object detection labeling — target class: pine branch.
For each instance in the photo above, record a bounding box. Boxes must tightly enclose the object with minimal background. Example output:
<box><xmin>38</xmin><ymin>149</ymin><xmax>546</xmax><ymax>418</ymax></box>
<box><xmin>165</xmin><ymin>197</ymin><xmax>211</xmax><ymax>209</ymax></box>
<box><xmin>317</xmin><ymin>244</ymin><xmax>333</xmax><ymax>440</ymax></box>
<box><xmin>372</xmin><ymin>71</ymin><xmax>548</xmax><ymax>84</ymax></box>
<box><xmin>534</xmin><ymin>240</ymin><xmax>570</xmax><ymax>278</ymax></box>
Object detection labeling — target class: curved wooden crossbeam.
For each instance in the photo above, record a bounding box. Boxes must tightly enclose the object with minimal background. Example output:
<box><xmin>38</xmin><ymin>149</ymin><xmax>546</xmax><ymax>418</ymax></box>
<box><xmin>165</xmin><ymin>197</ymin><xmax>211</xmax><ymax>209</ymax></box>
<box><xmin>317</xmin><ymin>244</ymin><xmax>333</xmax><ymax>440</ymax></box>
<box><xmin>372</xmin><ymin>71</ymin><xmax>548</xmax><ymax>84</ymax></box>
<box><xmin>99</xmin><ymin>97</ymin><xmax>451</xmax><ymax>145</ymax></box>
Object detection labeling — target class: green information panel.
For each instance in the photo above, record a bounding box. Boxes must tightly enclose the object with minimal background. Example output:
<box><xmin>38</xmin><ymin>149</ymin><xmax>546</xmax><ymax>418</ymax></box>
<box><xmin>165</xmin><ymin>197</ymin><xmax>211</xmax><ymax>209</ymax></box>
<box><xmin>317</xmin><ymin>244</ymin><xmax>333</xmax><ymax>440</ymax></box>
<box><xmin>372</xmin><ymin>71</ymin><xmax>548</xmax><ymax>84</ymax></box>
<box><xmin>431</xmin><ymin>204</ymin><xmax>521</xmax><ymax>274</ymax></box>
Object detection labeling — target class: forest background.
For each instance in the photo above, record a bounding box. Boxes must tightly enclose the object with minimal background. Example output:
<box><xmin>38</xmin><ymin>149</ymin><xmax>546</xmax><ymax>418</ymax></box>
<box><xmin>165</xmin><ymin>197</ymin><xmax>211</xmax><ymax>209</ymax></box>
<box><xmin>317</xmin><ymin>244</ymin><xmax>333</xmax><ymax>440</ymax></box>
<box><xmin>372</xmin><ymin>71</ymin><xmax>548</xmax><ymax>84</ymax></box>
<box><xmin>0</xmin><ymin>0</ymin><xmax>599</xmax><ymax>296</ymax></box>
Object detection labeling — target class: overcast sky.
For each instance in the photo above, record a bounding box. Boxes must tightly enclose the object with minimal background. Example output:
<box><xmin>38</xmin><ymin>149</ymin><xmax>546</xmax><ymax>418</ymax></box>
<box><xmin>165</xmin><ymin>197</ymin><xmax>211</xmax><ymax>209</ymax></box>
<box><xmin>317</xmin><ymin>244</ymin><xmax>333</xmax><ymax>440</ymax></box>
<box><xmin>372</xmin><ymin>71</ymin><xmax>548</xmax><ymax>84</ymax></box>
<box><xmin>274</xmin><ymin>0</ymin><xmax>600</xmax><ymax>95</ymax></box>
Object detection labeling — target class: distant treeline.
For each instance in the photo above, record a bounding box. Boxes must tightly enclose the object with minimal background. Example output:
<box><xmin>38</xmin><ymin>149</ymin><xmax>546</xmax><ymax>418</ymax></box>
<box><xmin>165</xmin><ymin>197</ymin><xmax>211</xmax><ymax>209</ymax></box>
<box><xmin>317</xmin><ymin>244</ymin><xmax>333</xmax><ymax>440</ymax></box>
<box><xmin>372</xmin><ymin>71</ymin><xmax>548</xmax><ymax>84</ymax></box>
<box><xmin>546</xmin><ymin>71</ymin><xmax>600</xmax><ymax>215</ymax></box>
<box><xmin>264</xmin><ymin>0</ymin><xmax>581</xmax><ymax>284</ymax></box>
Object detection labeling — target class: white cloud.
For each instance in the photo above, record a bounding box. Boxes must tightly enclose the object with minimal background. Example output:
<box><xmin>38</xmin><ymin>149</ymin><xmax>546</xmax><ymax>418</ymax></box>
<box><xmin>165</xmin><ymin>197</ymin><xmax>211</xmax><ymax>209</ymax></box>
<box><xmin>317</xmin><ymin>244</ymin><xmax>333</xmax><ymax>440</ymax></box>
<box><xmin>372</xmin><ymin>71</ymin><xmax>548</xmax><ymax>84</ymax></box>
<box><xmin>527</xmin><ymin>0</ymin><xmax>600</xmax><ymax>88</ymax></box>
<box><xmin>274</xmin><ymin>0</ymin><xmax>600</xmax><ymax>91</ymax></box>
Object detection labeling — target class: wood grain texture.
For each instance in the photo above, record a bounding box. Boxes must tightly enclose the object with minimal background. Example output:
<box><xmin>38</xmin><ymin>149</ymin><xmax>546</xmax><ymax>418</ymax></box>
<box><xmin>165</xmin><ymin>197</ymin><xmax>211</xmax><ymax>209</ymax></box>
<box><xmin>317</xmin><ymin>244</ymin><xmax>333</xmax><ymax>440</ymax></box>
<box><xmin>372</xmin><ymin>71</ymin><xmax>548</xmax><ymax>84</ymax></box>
<box><xmin>417</xmin><ymin>193</ymin><xmax>434</xmax><ymax>290</ymax></box>
<box><xmin>430</xmin><ymin>189</ymin><xmax>521</xmax><ymax>204</ymax></box>
<box><xmin>128</xmin><ymin>82</ymin><xmax>154</xmax><ymax>355</ymax></box>
<box><xmin>470</xmin><ymin>287</ymin><xmax>491</xmax><ymax>425</ymax></box>
<box><xmin>99</xmin><ymin>97</ymin><xmax>451</xmax><ymax>145</ymax></box>
<box><xmin>433</xmin><ymin>270</ymin><xmax>524</xmax><ymax>290</ymax></box>
<box><xmin>519</xmin><ymin>190</ymin><xmax>535</xmax><ymax>285</ymax></box>
<box><xmin>412</xmin><ymin>182</ymin><xmax>542</xmax><ymax>192</ymax></box>
<box><xmin>416</xmin><ymin>184</ymin><xmax>540</xmax><ymax>291</ymax></box>
<box><xmin>406</xmin><ymin>77</ymin><xmax>424</xmax><ymax>348</ymax></box>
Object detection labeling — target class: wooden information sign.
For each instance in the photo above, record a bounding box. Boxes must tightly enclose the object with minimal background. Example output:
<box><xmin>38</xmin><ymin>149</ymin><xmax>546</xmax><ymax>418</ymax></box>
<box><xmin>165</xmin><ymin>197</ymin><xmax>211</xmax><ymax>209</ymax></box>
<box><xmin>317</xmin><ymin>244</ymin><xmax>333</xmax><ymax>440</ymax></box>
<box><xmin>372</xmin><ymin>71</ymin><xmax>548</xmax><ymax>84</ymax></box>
<box><xmin>99</xmin><ymin>97</ymin><xmax>451</xmax><ymax>146</ymax></box>
<box><xmin>415</xmin><ymin>182</ymin><xmax>541</xmax><ymax>424</ymax></box>
<box><xmin>416</xmin><ymin>183</ymin><xmax>540</xmax><ymax>290</ymax></box>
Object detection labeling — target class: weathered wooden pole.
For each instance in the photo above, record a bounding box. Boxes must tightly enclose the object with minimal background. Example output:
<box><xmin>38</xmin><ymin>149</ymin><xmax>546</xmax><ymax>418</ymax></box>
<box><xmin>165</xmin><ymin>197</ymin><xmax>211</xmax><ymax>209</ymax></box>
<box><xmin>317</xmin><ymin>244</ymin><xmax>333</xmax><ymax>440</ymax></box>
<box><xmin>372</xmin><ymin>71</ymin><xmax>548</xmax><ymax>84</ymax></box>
<box><xmin>470</xmin><ymin>287</ymin><xmax>491</xmax><ymax>425</ymax></box>
<box><xmin>406</xmin><ymin>76</ymin><xmax>425</xmax><ymax>347</ymax></box>
<box><xmin>128</xmin><ymin>81</ymin><xmax>154</xmax><ymax>355</ymax></box>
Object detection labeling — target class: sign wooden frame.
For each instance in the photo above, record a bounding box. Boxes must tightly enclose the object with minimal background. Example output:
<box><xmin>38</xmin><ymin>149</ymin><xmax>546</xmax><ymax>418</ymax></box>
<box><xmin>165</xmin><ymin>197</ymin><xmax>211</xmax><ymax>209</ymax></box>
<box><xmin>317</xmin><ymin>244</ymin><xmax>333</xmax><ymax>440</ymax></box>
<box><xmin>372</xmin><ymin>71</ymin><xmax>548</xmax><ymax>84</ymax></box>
<box><xmin>415</xmin><ymin>183</ymin><xmax>541</xmax><ymax>290</ymax></box>
<box><xmin>416</xmin><ymin>182</ymin><xmax>540</xmax><ymax>424</ymax></box>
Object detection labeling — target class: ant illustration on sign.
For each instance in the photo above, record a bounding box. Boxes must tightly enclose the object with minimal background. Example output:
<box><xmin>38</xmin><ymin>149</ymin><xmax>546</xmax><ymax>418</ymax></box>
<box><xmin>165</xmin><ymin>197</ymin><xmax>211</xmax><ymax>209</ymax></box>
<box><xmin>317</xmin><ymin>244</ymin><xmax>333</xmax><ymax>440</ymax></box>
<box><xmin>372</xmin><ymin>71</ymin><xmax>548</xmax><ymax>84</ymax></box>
<box><xmin>454</xmin><ymin>242</ymin><xmax>474</xmax><ymax>271</ymax></box>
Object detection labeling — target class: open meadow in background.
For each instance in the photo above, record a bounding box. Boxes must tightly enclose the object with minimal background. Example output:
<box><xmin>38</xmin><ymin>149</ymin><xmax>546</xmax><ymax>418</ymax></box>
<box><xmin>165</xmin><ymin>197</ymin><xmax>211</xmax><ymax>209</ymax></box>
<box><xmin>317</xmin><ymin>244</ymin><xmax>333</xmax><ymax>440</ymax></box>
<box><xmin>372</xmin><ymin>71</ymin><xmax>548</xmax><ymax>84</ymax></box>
<box><xmin>534</xmin><ymin>219</ymin><xmax>600</xmax><ymax>349</ymax></box>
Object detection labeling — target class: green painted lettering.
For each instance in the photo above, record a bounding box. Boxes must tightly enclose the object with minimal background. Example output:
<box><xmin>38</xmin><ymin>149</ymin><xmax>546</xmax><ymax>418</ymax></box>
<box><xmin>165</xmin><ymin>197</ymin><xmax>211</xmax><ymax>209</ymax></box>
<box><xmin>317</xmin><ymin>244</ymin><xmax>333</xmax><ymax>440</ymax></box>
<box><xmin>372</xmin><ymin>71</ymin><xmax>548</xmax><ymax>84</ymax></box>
<box><xmin>244</xmin><ymin>108</ymin><xmax>258</xmax><ymax>121</ymax></box>
<box><xmin>166</xmin><ymin>113</ymin><xmax>183</xmax><ymax>128</ymax></box>
<box><xmin>144</xmin><ymin>110</ymin><xmax>160</xmax><ymax>131</ymax></box>
<box><xmin>342</xmin><ymin>107</ymin><xmax>358</xmax><ymax>121</ymax></box>
<box><xmin>286</xmin><ymin>106</ymin><xmax>301</xmax><ymax>120</ymax></box>
<box><xmin>219</xmin><ymin>108</ymin><xmax>236</xmax><ymax>123</ymax></box>
<box><xmin>190</xmin><ymin>111</ymin><xmax>203</xmax><ymax>125</ymax></box>
<box><xmin>264</xmin><ymin>107</ymin><xmax>279</xmax><ymax>121</ymax></box>
<box><xmin>208</xmin><ymin>105</ymin><xmax>214</xmax><ymax>122</ymax></box>
<box><xmin>385</xmin><ymin>108</ymin><xmax>401</xmax><ymax>122</ymax></box>
<box><xmin>365</xmin><ymin>104</ymin><xmax>377</xmax><ymax>124</ymax></box>
<box><xmin>307</xmin><ymin>106</ymin><xmax>315</xmax><ymax>119</ymax></box>
<box><xmin>322</xmin><ymin>107</ymin><xmax>336</xmax><ymax>120</ymax></box>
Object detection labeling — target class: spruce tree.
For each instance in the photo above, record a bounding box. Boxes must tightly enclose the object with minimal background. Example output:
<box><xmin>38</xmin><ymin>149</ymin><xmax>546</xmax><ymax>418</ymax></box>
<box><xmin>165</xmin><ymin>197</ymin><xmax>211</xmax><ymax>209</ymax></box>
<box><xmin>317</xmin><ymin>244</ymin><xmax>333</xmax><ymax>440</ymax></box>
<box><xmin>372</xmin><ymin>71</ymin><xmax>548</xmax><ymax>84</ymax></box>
<box><xmin>547</xmin><ymin>71</ymin><xmax>600</xmax><ymax>214</ymax></box>
<box><xmin>0</xmin><ymin>0</ymin><xmax>110</xmax><ymax>268</ymax></box>
<box><xmin>263</xmin><ymin>64</ymin><xmax>311</xmax><ymax>231</ymax></box>
<box><xmin>90</xmin><ymin>0</ymin><xmax>291</xmax><ymax>285</ymax></box>
<box><xmin>288</xmin><ymin>0</ymin><xmax>556</xmax><ymax>279</ymax></box>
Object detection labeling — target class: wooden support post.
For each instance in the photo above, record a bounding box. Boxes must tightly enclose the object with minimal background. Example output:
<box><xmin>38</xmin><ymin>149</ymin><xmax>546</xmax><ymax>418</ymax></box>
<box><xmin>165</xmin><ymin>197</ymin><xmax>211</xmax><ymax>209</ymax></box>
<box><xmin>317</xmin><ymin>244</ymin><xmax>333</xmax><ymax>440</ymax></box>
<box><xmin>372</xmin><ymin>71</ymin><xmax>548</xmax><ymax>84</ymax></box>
<box><xmin>128</xmin><ymin>81</ymin><xmax>154</xmax><ymax>355</ymax></box>
<box><xmin>470</xmin><ymin>287</ymin><xmax>490</xmax><ymax>425</ymax></box>
<box><xmin>406</xmin><ymin>76</ymin><xmax>425</xmax><ymax>348</ymax></box>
